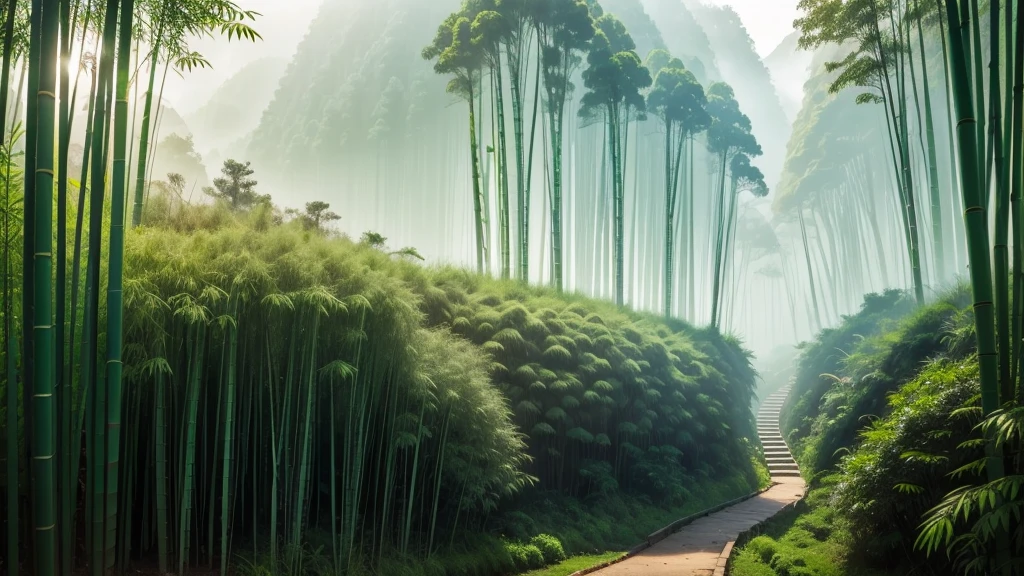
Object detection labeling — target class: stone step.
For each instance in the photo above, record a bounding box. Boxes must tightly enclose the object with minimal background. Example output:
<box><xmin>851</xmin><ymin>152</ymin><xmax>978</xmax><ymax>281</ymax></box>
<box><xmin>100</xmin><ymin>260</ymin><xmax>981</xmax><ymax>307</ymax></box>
<box><xmin>769</xmin><ymin>463</ymin><xmax>800</xmax><ymax>472</ymax></box>
<box><xmin>762</xmin><ymin>440</ymin><xmax>788</xmax><ymax>447</ymax></box>
<box><xmin>771</xmin><ymin>469</ymin><xmax>802</xmax><ymax>477</ymax></box>
<box><xmin>765</xmin><ymin>457</ymin><xmax>795</xmax><ymax>463</ymax></box>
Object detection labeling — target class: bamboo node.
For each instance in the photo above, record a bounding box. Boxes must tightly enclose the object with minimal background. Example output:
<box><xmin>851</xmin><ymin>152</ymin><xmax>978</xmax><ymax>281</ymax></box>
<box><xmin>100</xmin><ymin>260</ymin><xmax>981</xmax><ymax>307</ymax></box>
<box><xmin>36</xmin><ymin>91</ymin><xmax>56</xmax><ymax>98</ymax></box>
<box><xmin>36</xmin><ymin>168</ymin><xmax>54</xmax><ymax>176</ymax></box>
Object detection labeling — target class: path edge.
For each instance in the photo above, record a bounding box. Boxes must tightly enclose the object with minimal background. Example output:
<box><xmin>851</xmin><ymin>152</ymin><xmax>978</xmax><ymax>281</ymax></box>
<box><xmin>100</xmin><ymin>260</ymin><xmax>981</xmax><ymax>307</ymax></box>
<box><xmin>714</xmin><ymin>495</ymin><xmax>805</xmax><ymax>576</ymax></box>
<box><xmin>565</xmin><ymin>483</ymin><xmax>776</xmax><ymax>576</ymax></box>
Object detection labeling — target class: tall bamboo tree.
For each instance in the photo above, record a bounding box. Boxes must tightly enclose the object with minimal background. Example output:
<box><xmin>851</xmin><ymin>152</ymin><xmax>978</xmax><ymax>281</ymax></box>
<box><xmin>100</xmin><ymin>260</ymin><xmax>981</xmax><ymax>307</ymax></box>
<box><xmin>647</xmin><ymin>60</ymin><xmax>708</xmax><ymax>317</ymax></box>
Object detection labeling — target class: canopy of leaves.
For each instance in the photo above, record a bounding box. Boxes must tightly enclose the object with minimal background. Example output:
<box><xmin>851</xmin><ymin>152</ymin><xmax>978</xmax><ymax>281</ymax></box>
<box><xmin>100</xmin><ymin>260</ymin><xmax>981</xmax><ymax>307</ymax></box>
<box><xmin>647</xmin><ymin>63</ymin><xmax>710</xmax><ymax>133</ymax></box>
<box><xmin>580</xmin><ymin>14</ymin><xmax>652</xmax><ymax>121</ymax></box>
<box><xmin>705</xmin><ymin>82</ymin><xmax>761</xmax><ymax>159</ymax></box>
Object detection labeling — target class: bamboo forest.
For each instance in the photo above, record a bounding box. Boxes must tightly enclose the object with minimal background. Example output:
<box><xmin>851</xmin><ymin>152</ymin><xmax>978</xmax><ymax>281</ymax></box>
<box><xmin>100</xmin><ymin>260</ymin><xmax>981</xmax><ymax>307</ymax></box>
<box><xmin>4</xmin><ymin>0</ymin><xmax>1024</xmax><ymax>574</ymax></box>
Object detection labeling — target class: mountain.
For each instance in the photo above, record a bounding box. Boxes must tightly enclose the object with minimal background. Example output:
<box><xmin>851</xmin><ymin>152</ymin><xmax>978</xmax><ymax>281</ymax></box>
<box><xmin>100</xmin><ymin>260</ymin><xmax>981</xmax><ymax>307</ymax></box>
<box><xmin>597</xmin><ymin>0</ymin><xmax>667</xmax><ymax>57</ymax></box>
<box><xmin>764</xmin><ymin>31</ymin><xmax>813</xmax><ymax>122</ymax></box>
<box><xmin>641</xmin><ymin>0</ymin><xmax>721</xmax><ymax>83</ymax></box>
<box><xmin>186</xmin><ymin>57</ymin><xmax>289</xmax><ymax>161</ymax></box>
<box><xmin>686</xmin><ymin>2</ymin><xmax>792</xmax><ymax>191</ymax></box>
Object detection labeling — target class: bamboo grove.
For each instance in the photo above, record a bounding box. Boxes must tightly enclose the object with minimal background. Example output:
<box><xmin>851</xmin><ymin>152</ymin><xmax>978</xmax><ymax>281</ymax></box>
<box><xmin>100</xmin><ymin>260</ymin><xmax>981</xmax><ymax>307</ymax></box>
<box><xmin>420</xmin><ymin>0</ymin><xmax>767</xmax><ymax>333</ymax></box>
<box><xmin>0</xmin><ymin>0</ymin><xmax>261</xmax><ymax>573</ymax></box>
<box><xmin>0</xmin><ymin>1</ymin><xmax>771</xmax><ymax>574</ymax></box>
<box><xmin>787</xmin><ymin>0</ymin><xmax>1024</xmax><ymax>571</ymax></box>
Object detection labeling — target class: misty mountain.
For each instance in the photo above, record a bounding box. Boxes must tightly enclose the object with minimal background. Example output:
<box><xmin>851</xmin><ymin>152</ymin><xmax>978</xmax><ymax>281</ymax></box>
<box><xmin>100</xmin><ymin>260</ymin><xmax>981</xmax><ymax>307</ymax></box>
<box><xmin>764</xmin><ymin>31</ymin><xmax>813</xmax><ymax>122</ymax></box>
<box><xmin>686</xmin><ymin>1</ymin><xmax>791</xmax><ymax>191</ymax></box>
<box><xmin>596</xmin><ymin>0</ymin><xmax>667</xmax><ymax>57</ymax></box>
<box><xmin>641</xmin><ymin>0</ymin><xmax>720</xmax><ymax>83</ymax></box>
<box><xmin>186</xmin><ymin>56</ymin><xmax>289</xmax><ymax>162</ymax></box>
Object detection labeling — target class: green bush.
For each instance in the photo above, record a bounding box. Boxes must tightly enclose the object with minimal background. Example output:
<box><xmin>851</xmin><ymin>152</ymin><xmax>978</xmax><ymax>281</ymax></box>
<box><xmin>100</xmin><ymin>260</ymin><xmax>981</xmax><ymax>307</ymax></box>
<box><xmin>745</xmin><ymin>536</ymin><xmax>778</xmax><ymax>564</ymax></box>
<box><xmin>504</xmin><ymin>541</ymin><xmax>546</xmax><ymax>571</ymax></box>
<box><xmin>529</xmin><ymin>534</ymin><xmax>567</xmax><ymax>564</ymax></box>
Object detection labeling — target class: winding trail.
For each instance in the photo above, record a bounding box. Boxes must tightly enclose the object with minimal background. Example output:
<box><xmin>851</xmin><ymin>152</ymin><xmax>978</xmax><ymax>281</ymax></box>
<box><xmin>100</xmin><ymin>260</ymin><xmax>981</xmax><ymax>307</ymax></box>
<box><xmin>587</xmin><ymin>386</ymin><xmax>805</xmax><ymax>576</ymax></box>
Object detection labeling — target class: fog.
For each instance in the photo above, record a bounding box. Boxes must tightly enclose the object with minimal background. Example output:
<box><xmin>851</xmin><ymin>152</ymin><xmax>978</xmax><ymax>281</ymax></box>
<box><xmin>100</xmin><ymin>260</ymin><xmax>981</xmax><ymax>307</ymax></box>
<box><xmin>152</xmin><ymin>0</ymin><xmax>945</xmax><ymax>359</ymax></box>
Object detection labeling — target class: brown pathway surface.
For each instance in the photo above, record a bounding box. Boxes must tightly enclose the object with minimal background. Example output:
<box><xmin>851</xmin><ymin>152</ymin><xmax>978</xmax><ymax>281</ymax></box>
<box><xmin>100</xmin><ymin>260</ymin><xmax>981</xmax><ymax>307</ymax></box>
<box><xmin>589</xmin><ymin>386</ymin><xmax>805</xmax><ymax>576</ymax></box>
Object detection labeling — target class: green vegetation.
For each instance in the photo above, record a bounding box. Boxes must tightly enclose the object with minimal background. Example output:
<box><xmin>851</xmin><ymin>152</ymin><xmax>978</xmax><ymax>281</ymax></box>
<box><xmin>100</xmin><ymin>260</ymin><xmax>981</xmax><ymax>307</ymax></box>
<box><xmin>729</xmin><ymin>482</ymin><xmax>893</xmax><ymax>576</ymax></box>
<box><xmin>752</xmin><ymin>283</ymin><xmax>1023</xmax><ymax>574</ymax></box>
<box><xmin>523</xmin><ymin>552</ymin><xmax>622</xmax><ymax>576</ymax></box>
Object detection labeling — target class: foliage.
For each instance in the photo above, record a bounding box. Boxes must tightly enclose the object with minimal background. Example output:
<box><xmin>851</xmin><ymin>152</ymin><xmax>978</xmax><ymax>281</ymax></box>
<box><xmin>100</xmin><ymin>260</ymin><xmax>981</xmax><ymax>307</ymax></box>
<box><xmin>781</xmin><ymin>288</ymin><xmax>917</xmax><ymax>473</ymax></box>
<box><xmin>529</xmin><ymin>534</ymin><xmax>567</xmax><ymax>564</ymax></box>
<box><xmin>730</xmin><ymin>482</ymin><xmax>896</xmax><ymax>576</ymax></box>
<box><xmin>204</xmin><ymin>158</ymin><xmax>268</xmax><ymax>210</ymax></box>
<box><xmin>916</xmin><ymin>405</ymin><xmax>1024</xmax><ymax>574</ymax></box>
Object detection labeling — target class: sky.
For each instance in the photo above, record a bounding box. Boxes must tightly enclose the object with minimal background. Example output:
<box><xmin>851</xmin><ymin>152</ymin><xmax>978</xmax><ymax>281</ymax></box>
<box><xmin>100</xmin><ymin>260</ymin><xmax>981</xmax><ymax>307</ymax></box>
<box><xmin>706</xmin><ymin>0</ymin><xmax>801</xmax><ymax>56</ymax></box>
<box><xmin>162</xmin><ymin>0</ymin><xmax>322</xmax><ymax>113</ymax></box>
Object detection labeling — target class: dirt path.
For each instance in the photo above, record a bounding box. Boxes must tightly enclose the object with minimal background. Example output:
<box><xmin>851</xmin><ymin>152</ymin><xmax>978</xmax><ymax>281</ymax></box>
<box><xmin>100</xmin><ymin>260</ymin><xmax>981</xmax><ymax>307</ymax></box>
<box><xmin>588</xmin><ymin>386</ymin><xmax>805</xmax><ymax>576</ymax></box>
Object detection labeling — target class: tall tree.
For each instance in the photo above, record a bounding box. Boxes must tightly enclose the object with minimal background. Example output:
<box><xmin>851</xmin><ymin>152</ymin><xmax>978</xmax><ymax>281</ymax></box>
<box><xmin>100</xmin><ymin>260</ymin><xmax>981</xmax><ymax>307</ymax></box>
<box><xmin>796</xmin><ymin>0</ymin><xmax>925</xmax><ymax>305</ymax></box>
<box><xmin>647</xmin><ymin>59</ymin><xmax>709</xmax><ymax>317</ymax></box>
<box><xmin>535</xmin><ymin>0</ymin><xmax>593</xmax><ymax>291</ymax></box>
<box><xmin>580</xmin><ymin>12</ymin><xmax>651</xmax><ymax>306</ymax></box>
<box><xmin>704</xmin><ymin>82</ymin><xmax>760</xmax><ymax>329</ymax></box>
<box><xmin>425</xmin><ymin>11</ymin><xmax>488</xmax><ymax>273</ymax></box>
<box><xmin>715</xmin><ymin>153</ymin><xmax>768</xmax><ymax>327</ymax></box>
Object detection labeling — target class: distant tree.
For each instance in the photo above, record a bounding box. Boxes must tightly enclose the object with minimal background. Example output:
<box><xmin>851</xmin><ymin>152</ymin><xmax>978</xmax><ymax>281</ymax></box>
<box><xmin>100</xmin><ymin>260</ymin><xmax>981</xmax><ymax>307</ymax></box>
<box><xmin>154</xmin><ymin>133</ymin><xmax>209</xmax><ymax>190</ymax></box>
<box><xmin>167</xmin><ymin>172</ymin><xmax>187</xmax><ymax>198</ymax></box>
<box><xmin>360</xmin><ymin>231</ymin><xmax>388</xmax><ymax>249</ymax></box>
<box><xmin>358</xmin><ymin>230</ymin><xmax>423</xmax><ymax>261</ymax></box>
<box><xmin>205</xmin><ymin>159</ymin><xmax>267</xmax><ymax>210</ymax></box>
<box><xmin>302</xmin><ymin>201</ymin><xmax>340</xmax><ymax>231</ymax></box>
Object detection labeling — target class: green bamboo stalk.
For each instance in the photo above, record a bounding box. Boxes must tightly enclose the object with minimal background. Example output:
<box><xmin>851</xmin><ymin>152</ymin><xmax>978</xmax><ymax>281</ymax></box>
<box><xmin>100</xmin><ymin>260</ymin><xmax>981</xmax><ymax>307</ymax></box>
<box><xmin>86</xmin><ymin>2</ymin><xmax>117</xmax><ymax>570</ymax></box>
<box><xmin>914</xmin><ymin>0</ymin><xmax>944</xmax><ymax>284</ymax></box>
<box><xmin>30</xmin><ymin>0</ymin><xmax>59</xmax><ymax>573</ymax></box>
<box><xmin>988</xmin><ymin>0</ymin><xmax>1013</xmax><ymax>405</ymax></box>
<box><xmin>1013</xmin><ymin>0</ymin><xmax>1024</xmax><ymax>403</ymax></box>
<box><xmin>943</xmin><ymin>0</ymin><xmax>1005</xmax><ymax>478</ymax></box>
<box><xmin>468</xmin><ymin>78</ymin><xmax>485</xmax><ymax>274</ymax></box>
<box><xmin>22</xmin><ymin>0</ymin><xmax>42</xmax><ymax>519</ymax></box>
<box><xmin>220</xmin><ymin>292</ymin><xmax>239</xmax><ymax>574</ymax></box>
<box><xmin>55</xmin><ymin>0</ymin><xmax>71</xmax><ymax>570</ymax></box>
<box><xmin>1</xmin><ymin>0</ymin><xmax>19</xmax><ymax>572</ymax></box>
<box><xmin>154</xmin><ymin>352</ymin><xmax>169</xmax><ymax>573</ymax></box>
<box><xmin>179</xmin><ymin>319</ymin><xmax>206</xmax><ymax>575</ymax></box>
<box><xmin>495</xmin><ymin>61</ymin><xmax>511</xmax><ymax>279</ymax></box>
<box><xmin>103</xmin><ymin>0</ymin><xmax>132</xmax><ymax>570</ymax></box>
<box><xmin>130</xmin><ymin>0</ymin><xmax>165</xmax><ymax>228</ymax></box>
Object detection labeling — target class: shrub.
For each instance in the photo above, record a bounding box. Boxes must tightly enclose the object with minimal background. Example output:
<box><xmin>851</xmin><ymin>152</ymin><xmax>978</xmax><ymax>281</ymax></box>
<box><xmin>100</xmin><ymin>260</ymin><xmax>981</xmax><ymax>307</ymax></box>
<box><xmin>745</xmin><ymin>536</ymin><xmax>778</xmax><ymax>564</ymax></box>
<box><xmin>504</xmin><ymin>541</ymin><xmax>545</xmax><ymax>570</ymax></box>
<box><xmin>529</xmin><ymin>534</ymin><xmax>567</xmax><ymax>564</ymax></box>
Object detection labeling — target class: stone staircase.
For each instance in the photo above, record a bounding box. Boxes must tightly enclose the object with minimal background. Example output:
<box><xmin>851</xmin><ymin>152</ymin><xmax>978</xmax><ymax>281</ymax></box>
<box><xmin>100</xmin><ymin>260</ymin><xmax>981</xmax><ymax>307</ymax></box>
<box><xmin>757</xmin><ymin>386</ymin><xmax>800</xmax><ymax>478</ymax></box>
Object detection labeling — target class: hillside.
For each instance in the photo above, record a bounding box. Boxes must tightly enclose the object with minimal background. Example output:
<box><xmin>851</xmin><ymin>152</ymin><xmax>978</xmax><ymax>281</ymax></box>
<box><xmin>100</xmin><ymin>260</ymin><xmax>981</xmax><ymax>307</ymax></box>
<box><xmin>186</xmin><ymin>56</ymin><xmax>289</xmax><ymax>163</ymax></box>
<box><xmin>763</xmin><ymin>31</ymin><xmax>813</xmax><ymax>122</ymax></box>
<box><xmin>641</xmin><ymin>0</ymin><xmax>720</xmax><ymax>83</ymax></box>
